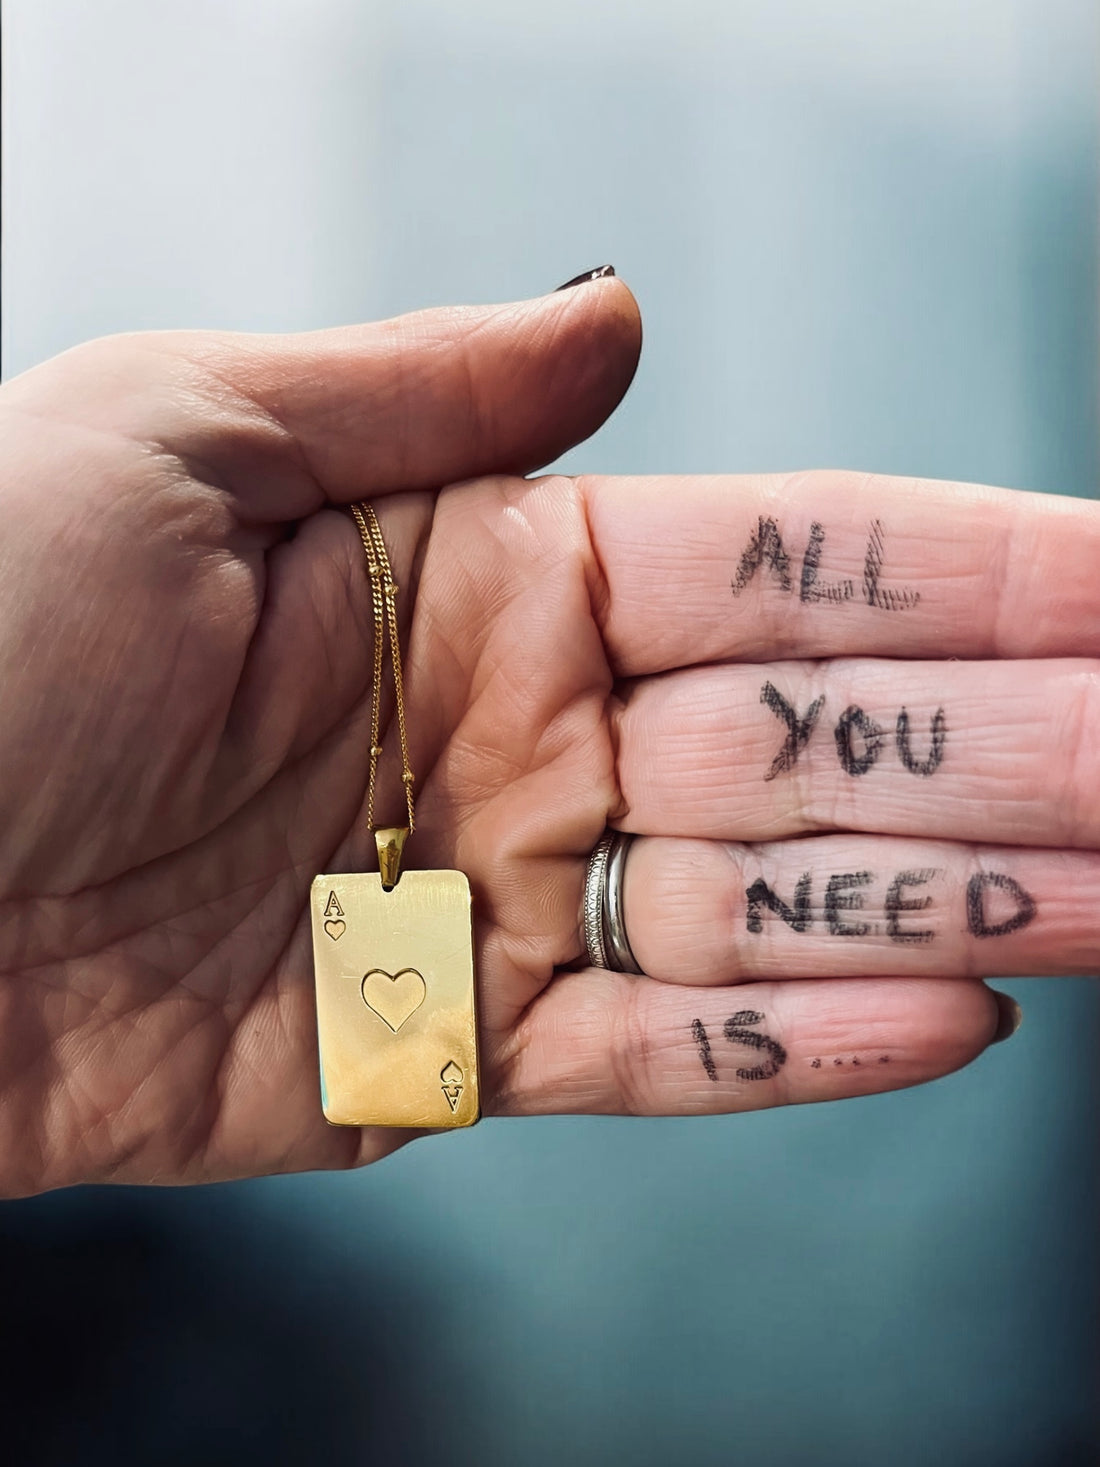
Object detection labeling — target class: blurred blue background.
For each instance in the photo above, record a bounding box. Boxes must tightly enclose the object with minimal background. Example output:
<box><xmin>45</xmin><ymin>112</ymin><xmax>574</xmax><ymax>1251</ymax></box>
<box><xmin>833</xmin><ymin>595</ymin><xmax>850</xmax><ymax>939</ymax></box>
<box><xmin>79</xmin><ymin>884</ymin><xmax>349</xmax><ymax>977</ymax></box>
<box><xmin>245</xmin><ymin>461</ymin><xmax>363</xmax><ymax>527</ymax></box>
<box><xmin>2</xmin><ymin>2</ymin><xmax>1098</xmax><ymax>1463</ymax></box>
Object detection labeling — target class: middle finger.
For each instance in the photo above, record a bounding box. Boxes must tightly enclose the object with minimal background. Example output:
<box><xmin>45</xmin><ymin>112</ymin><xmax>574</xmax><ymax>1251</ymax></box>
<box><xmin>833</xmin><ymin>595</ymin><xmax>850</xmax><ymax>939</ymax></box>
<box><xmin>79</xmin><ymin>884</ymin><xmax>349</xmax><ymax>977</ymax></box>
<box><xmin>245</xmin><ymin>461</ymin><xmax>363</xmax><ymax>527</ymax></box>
<box><xmin>616</xmin><ymin>657</ymin><xmax>1098</xmax><ymax>846</ymax></box>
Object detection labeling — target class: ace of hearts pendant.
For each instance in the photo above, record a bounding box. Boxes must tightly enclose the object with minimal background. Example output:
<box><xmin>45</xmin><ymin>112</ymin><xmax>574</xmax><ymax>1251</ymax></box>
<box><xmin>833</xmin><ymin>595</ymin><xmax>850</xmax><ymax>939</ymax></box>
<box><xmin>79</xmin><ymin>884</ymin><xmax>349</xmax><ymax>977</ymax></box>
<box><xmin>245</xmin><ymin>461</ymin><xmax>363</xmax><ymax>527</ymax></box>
<box><xmin>310</xmin><ymin>860</ymin><xmax>479</xmax><ymax>1128</ymax></box>
<box><xmin>310</xmin><ymin>505</ymin><xmax>480</xmax><ymax>1129</ymax></box>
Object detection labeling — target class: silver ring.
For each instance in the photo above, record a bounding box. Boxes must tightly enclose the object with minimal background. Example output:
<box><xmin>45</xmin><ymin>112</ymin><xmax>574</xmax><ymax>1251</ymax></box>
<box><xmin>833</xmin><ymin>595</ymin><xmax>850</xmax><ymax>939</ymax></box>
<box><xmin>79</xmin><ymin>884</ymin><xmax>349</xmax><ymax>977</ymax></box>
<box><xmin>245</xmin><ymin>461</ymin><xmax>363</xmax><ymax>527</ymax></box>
<box><xmin>582</xmin><ymin>832</ymin><xmax>644</xmax><ymax>975</ymax></box>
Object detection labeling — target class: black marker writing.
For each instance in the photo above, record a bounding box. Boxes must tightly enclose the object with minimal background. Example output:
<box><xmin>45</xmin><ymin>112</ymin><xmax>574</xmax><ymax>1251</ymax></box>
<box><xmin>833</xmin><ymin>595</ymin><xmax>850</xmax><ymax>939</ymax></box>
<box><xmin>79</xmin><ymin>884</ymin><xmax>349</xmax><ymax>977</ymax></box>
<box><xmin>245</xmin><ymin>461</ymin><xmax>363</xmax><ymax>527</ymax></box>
<box><xmin>743</xmin><ymin>866</ymin><xmax>1036</xmax><ymax>943</ymax></box>
<box><xmin>885</xmin><ymin>868</ymin><xmax>938</xmax><ymax>944</ymax></box>
<box><xmin>692</xmin><ymin>1012</ymin><xmax>785</xmax><ymax>1083</ymax></box>
<box><xmin>723</xmin><ymin>1013</ymin><xmax>788</xmax><ymax>1081</ymax></box>
<box><xmin>825</xmin><ymin>871</ymin><xmax>873</xmax><ymax>937</ymax></box>
<box><xmin>800</xmin><ymin>522</ymin><xmax>854</xmax><ymax>604</ymax></box>
<box><xmin>731</xmin><ymin>517</ymin><xmax>792</xmax><ymax>596</ymax></box>
<box><xmin>966</xmin><ymin>872</ymin><xmax>1037</xmax><ymax>938</ymax></box>
<box><xmin>813</xmin><ymin>1054</ymin><xmax>889</xmax><ymax>1069</ymax></box>
<box><xmin>762</xmin><ymin>694</ymin><xmax>948</xmax><ymax>781</ymax></box>
<box><xmin>746</xmin><ymin>869</ymin><xmax>945</xmax><ymax>941</ymax></box>
<box><xmin>834</xmin><ymin>705</ymin><xmax>886</xmax><ymax>776</ymax></box>
<box><xmin>896</xmin><ymin>707</ymin><xmax>946</xmax><ymax>776</ymax></box>
<box><xmin>864</xmin><ymin>519</ymin><xmax>919</xmax><ymax>610</ymax></box>
<box><xmin>760</xmin><ymin>682</ymin><xmax>825</xmax><ymax>781</ymax></box>
<box><xmin>691</xmin><ymin>1018</ymin><xmax>718</xmax><ymax>1083</ymax></box>
<box><xmin>746</xmin><ymin>874</ymin><xmax>813</xmax><ymax>934</ymax></box>
<box><xmin>732</xmin><ymin>517</ymin><xmax>918</xmax><ymax>612</ymax></box>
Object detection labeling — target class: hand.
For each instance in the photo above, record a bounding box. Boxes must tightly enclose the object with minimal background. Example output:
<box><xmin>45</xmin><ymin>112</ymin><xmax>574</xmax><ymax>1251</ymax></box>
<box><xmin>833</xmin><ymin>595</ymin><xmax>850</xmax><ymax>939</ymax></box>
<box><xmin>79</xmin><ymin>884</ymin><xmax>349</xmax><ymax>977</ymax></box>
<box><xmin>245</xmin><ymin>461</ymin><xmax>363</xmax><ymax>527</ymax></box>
<box><xmin>0</xmin><ymin>278</ymin><xmax>639</xmax><ymax>1193</ymax></box>
<box><xmin>2</xmin><ymin>281</ymin><xmax>1092</xmax><ymax>1195</ymax></box>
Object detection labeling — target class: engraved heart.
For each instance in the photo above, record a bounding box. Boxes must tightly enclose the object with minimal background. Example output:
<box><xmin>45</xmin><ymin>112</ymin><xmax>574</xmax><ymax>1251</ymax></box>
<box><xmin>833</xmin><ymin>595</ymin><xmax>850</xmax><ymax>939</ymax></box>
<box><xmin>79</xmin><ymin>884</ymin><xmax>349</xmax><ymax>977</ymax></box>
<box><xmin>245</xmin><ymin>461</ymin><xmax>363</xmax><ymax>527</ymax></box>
<box><xmin>361</xmin><ymin>967</ymin><xmax>426</xmax><ymax>1032</ymax></box>
<box><xmin>324</xmin><ymin>919</ymin><xmax>346</xmax><ymax>941</ymax></box>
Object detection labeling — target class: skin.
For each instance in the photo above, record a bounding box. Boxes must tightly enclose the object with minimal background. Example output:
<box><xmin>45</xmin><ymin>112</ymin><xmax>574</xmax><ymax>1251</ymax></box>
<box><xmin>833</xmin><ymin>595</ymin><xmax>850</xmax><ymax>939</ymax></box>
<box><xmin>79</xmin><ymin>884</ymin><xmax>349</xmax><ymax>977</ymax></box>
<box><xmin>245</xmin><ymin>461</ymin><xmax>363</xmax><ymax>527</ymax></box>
<box><xmin>0</xmin><ymin>276</ymin><xmax>1093</xmax><ymax>1197</ymax></box>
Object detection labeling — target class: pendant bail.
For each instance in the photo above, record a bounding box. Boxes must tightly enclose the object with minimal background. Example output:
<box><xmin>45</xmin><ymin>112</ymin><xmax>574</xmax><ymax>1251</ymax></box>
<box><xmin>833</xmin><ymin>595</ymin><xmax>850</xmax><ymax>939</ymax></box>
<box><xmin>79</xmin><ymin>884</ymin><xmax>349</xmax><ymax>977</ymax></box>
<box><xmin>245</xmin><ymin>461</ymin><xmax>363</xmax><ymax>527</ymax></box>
<box><xmin>375</xmin><ymin>826</ymin><xmax>409</xmax><ymax>890</ymax></box>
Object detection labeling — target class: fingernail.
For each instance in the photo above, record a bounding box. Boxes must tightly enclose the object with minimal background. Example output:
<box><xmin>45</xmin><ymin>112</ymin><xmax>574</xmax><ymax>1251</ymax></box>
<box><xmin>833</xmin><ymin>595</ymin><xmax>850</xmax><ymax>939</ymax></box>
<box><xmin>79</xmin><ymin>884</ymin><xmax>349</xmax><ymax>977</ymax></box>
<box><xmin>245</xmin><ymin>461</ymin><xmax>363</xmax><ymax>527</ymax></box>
<box><xmin>554</xmin><ymin>264</ymin><xmax>616</xmax><ymax>291</ymax></box>
<box><xmin>989</xmin><ymin>988</ymin><xmax>1023</xmax><ymax>1044</ymax></box>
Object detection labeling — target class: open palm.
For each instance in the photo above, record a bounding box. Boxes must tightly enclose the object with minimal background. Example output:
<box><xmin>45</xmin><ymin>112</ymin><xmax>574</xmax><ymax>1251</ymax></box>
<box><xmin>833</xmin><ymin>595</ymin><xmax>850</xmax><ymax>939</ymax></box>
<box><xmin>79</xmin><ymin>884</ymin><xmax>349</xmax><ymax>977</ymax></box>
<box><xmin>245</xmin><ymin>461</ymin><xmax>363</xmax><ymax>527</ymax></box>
<box><xmin>5</xmin><ymin>278</ymin><xmax>1090</xmax><ymax>1197</ymax></box>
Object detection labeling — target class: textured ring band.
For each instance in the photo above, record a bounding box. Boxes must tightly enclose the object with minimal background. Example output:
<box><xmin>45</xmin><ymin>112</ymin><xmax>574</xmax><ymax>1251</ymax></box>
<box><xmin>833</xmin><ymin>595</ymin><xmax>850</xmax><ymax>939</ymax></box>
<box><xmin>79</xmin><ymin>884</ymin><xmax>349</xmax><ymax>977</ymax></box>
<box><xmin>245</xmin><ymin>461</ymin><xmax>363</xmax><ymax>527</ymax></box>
<box><xmin>582</xmin><ymin>834</ymin><xmax>612</xmax><ymax>969</ymax></box>
<box><xmin>582</xmin><ymin>831</ymin><xmax>644</xmax><ymax>975</ymax></box>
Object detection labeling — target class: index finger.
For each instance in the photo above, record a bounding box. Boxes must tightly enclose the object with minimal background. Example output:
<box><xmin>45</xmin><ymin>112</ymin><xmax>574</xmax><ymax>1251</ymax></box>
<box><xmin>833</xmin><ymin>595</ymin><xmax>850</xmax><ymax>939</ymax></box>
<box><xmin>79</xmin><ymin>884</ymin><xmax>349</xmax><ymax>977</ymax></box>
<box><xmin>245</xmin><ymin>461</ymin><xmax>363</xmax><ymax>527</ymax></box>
<box><xmin>580</xmin><ymin>471</ymin><xmax>1100</xmax><ymax>674</ymax></box>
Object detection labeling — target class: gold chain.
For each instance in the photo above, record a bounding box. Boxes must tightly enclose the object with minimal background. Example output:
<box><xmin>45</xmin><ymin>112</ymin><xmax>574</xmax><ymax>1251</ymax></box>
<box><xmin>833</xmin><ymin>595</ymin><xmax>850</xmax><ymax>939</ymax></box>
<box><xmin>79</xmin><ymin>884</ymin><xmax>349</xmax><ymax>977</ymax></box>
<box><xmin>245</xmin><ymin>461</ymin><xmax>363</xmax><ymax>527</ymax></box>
<box><xmin>349</xmin><ymin>503</ymin><xmax>416</xmax><ymax>836</ymax></box>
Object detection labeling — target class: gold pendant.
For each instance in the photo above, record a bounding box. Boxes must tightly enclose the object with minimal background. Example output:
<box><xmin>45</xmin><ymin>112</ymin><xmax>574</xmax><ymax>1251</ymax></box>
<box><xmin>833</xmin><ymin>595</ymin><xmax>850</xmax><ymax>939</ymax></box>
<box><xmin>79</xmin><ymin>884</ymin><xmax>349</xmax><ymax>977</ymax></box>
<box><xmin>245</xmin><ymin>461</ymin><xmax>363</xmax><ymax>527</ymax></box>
<box><xmin>312</xmin><ymin>503</ymin><xmax>479</xmax><ymax>1128</ymax></box>
<box><xmin>311</xmin><ymin>841</ymin><xmax>479</xmax><ymax>1129</ymax></box>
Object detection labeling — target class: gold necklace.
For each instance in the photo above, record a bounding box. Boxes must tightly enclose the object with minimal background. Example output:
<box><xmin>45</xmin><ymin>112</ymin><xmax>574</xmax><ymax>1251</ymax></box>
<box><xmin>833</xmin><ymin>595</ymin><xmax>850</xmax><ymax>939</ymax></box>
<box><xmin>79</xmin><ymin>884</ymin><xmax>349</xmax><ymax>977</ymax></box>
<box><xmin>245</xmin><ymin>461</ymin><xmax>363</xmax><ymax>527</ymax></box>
<box><xmin>310</xmin><ymin>503</ymin><xmax>479</xmax><ymax>1128</ymax></box>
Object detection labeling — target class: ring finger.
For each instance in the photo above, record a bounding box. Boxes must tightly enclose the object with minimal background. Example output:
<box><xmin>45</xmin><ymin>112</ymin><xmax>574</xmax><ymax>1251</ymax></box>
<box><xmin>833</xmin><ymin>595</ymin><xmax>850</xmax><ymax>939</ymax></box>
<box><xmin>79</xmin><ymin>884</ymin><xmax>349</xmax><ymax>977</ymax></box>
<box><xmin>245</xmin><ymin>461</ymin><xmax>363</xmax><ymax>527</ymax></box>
<box><xmin>620</xmin><ymin>834</ymin><xmax>1100</xmax><ymax>982</ymax></box>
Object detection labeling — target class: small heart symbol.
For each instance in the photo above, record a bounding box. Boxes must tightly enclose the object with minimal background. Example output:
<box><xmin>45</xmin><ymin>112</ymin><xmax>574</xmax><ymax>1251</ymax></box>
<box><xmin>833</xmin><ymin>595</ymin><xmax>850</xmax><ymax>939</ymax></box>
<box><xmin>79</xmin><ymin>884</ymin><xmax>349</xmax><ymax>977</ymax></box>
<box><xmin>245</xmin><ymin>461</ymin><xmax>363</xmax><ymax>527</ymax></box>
<box><xmin>324</xmin><ymin>919</ymin><xmax>346</xmax><ymax>941</ymax></box>
<box><xmin>361</xmin><ymin>968</ymin><xmax>426</xmax><ymax>1032</ymax></box>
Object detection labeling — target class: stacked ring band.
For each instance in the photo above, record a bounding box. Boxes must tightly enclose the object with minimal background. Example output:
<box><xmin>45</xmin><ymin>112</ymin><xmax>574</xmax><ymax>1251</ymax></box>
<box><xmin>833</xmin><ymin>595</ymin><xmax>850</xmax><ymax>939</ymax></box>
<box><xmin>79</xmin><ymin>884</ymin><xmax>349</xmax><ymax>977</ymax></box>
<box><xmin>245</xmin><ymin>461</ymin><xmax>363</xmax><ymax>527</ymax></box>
<box><xmin>582</xmin><ymin>831</ymin><xmax>644</xmax><ymax>974</ymax></box>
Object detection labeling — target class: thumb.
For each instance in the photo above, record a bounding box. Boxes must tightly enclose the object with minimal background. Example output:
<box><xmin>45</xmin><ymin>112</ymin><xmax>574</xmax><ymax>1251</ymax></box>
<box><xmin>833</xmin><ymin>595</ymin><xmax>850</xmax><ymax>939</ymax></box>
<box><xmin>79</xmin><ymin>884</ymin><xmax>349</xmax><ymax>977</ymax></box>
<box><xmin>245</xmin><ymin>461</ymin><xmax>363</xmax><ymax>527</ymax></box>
<box><xmin>85</xmin><ymin>271</ymin><xmax>642</xmax><ymax>517</ymax></box>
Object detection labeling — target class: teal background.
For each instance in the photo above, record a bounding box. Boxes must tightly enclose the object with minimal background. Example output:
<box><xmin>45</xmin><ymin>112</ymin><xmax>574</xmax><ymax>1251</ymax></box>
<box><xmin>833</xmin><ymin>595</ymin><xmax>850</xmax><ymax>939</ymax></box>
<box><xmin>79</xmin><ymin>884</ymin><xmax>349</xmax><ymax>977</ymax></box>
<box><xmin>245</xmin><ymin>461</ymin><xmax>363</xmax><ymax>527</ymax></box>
<box><xmin>2</xmin><ymin>2</ymin><xmax>1098</xmax><ymax>1462</ymax></box>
